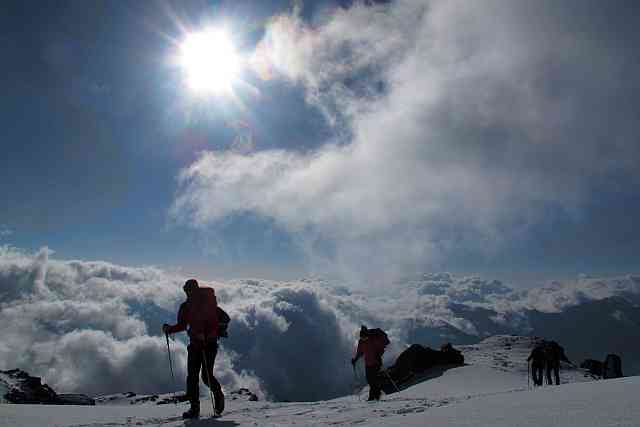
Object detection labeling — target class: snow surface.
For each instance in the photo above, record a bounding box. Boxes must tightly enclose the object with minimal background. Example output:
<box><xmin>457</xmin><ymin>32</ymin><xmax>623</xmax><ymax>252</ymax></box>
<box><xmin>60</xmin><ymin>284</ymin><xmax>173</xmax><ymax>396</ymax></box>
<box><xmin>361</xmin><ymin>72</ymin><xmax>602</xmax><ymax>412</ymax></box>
<box><xmin>2</xmin><ymin>377</ymin><xmax>638</xmax><ymax>427</ymax></box>
<box><xmin>2</xmin><ymin>335</ymin><xmax>631</xmax><ymax>427</ymax></box>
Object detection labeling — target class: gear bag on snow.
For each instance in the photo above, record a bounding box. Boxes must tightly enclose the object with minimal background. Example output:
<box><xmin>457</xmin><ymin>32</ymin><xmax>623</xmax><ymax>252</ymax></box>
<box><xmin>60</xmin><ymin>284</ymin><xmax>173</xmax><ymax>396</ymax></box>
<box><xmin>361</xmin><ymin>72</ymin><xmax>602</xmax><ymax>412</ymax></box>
<box><xmin>603</xmin><ymin>354</ymin><xmax>623</xmax><ymax>379</ymax></box>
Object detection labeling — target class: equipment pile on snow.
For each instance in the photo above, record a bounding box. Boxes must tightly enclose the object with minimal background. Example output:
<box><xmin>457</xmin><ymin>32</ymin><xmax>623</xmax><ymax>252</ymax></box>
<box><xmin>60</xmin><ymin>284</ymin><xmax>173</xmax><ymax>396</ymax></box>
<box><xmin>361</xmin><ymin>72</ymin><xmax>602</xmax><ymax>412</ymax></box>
<box><xmin>380</xmin><ymin>343</ymin><xmax>464</xmax><ymax>393</ymax></box>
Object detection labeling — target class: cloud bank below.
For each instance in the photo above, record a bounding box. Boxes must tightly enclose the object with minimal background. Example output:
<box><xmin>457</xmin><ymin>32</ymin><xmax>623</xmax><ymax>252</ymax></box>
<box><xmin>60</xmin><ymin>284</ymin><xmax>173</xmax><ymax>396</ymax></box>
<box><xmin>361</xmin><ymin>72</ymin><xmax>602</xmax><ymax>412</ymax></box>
<box><xmin>2</xmin><ymin>246</ymin><xmax>639</xmax><ymax>400</ymax></box>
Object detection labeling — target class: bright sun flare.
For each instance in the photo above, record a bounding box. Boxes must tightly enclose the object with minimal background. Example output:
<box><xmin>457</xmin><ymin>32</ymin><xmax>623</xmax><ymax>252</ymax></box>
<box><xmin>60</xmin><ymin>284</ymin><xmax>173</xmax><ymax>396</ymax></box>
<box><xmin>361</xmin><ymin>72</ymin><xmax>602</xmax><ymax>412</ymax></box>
<box><xmin>179</xmin><ymin>28</ymin><xmax>240</xmax><ymax>94</ymax></box>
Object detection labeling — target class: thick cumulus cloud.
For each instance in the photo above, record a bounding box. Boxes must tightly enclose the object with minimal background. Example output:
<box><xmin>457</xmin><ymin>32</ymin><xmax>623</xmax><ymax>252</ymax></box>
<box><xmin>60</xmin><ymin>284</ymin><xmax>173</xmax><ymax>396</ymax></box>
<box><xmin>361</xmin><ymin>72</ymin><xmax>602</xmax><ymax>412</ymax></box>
<box><xmin>2</xmin><ymin>246</ymin><xmax>640</xmax><ymax>400</ymax></box>
<box><xmin>0</xmin><ymin>246</ymin><xmax>361</xmax><ymax>400</ymax></box>
<box><xmin>172</xmin><ymin>0</ymin><xmax>640</xmax><ymax>281</ymax></box>
<box><xmin>0</xmin><ymin>246</ymin><xmax>253</xmax><ymax>397</ymax></box>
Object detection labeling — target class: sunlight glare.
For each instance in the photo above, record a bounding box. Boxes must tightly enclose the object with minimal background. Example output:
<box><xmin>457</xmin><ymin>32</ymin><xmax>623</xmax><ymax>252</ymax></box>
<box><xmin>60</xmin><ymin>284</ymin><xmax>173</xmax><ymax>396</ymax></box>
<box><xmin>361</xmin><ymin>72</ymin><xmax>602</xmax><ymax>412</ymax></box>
<box><xmin>180</xmin><ymin>28</ymin><xmax>240</xmax><ymax>94</ymax></box>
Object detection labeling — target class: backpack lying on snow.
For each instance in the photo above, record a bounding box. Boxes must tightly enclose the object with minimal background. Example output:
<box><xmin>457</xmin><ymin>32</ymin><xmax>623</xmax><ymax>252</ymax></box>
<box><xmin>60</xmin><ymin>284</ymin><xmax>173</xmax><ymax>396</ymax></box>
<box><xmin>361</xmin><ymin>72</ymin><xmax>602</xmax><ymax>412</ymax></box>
<box><xmin>603</xmin><ymin>354</ymin><xmax>623</xmax><ymax>379</ymax></box>
<box><xmin>217</xmin><ymin>306</ymin><xmax>230</xmax><ymax>338</ymax></box>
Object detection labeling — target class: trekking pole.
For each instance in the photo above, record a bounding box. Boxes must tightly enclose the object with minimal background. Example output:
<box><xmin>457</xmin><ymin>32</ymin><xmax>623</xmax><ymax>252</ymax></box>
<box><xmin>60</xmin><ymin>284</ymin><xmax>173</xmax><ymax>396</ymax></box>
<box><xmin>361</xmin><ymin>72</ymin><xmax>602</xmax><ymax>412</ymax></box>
<box><xmin>165</xmin><ymin>333</ymin><xmax>177</xmax><ymax>404</ymax></box>
<box><xmin>202</xmin><ymin>348</ymin><xmax>217</xmax><ymax>416</ymax></box>
<box><xmin>383</xmin><ymin>369</ymin><xmax>401</xmax><ymax>394</ymax></box>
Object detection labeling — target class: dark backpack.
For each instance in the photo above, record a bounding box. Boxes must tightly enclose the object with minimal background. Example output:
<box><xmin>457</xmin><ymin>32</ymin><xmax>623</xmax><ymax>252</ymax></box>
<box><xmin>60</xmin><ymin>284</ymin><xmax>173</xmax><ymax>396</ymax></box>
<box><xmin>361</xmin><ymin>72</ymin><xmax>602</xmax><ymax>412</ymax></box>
<box><xmin>603</xmin><ymin>354</ymin><xmax>623</xmax><ymax>379</ymax></box>
<box><xmin>217</xmin><ymin>306</ymin><xmax>230</xmax><ymax>338</ymax></box>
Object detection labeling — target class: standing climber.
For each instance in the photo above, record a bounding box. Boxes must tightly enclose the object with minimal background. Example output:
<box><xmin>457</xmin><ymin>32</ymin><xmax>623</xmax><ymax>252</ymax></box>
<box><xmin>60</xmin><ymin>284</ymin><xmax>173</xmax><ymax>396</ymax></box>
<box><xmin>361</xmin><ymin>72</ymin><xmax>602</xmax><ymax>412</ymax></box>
<box><xmin>527</xmin><ymin>344</ymin><xmax>546</xmax><ymax>386</ymax></box>
<box><xmin>163</xmin><ymin>279</ymin><xmax>224</xmax><ymax>419</ymax></box>
<box><xmin>544</xmin><ymin>341</ymin><xmax>571</xmax><ymax>385</ymax></box>
<box><xmin>351</xmin><ymin>325</ymin><xmax>390</xmax><ymax>401</ymax></box>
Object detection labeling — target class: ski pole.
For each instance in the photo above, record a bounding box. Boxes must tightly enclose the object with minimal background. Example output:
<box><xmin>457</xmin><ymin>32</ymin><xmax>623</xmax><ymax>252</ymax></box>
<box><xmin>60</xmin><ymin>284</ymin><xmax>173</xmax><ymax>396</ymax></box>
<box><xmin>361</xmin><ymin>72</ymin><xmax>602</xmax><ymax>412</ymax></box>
<box><xmin>165</xmin><ymin>333</ymin><xmax>177</xmax><ymax>404</ymax></box>
<box><xmin>383</xmin><ymin>369</ymin><xmax>401</xmax><ymax>394</ymax></box>
<box><xmin>202</xmin><ymin>348</ymin><xmax>217</xmax><ymax>416</ymax></box>
<box><xmin>527</xmin><ymin>360</ymin><xmax>530</xmax><ymax>390</ymax></box>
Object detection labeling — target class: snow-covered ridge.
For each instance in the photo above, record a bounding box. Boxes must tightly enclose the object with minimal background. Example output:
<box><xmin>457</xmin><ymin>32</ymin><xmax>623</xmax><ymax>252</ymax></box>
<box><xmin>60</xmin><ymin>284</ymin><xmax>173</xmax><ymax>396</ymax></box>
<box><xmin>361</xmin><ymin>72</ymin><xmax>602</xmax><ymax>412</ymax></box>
<box><xmin>3</xmin><ymin>335</ymin><xmax>631</xmax><ymax>427</ymax></box>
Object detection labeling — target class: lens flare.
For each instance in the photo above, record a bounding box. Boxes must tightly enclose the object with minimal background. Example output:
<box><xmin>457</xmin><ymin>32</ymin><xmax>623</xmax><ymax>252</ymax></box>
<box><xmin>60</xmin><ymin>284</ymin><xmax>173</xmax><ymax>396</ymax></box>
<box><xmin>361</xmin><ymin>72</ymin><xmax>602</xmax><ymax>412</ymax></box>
<box><xmin>179</xmin><ymin>28</ymin><xmax>240</xmax><ymax>94</ymax></box>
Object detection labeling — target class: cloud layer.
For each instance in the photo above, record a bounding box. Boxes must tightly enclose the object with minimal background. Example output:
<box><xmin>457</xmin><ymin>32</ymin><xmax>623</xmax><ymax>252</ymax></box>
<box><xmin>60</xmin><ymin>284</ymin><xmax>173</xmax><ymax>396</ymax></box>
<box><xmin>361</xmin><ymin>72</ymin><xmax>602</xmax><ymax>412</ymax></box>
<box><xmin>172</xmin><ymin>0</ymin><xmax>640</xmax><ymax>281</ymax></box>
<box><xmin>2</xmin><ymin>246</ymin><xmax>639</xmax><ymax>400</ymax></box>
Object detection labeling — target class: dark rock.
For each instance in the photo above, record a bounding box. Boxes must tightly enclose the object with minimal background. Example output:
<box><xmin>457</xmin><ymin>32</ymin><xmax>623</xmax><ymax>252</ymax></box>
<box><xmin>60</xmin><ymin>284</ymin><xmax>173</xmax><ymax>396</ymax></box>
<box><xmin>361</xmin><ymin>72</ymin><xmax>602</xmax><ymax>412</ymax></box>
<box><xmin>229</xmin><ymin>388</ymin><xmax>259</xmax><ymax>402</ymax></box>
<box><xmin>131</xmin><ymin>394</ymin><xmax>159</xmax><ymax>404</ymax></box>
<box><xmin>156</xmin><ymin>393</ymin><xmax>189</xmax><ymax>405</ymax></box>
<box><xmin>2</xmin><ymin>369</ymin><xmax>58</xmax><ymax>404</ymax></box>
<box><xmin>2</xmin><ymin>369</ymin><xmax>94</xmax><ymax>406</ymax></box>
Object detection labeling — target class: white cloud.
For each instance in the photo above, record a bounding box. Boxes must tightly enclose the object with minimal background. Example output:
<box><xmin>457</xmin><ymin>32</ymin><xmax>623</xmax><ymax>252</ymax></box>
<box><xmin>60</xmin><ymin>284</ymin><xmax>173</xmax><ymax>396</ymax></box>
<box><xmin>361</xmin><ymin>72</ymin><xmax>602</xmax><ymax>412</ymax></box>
<box><xmin>1</xmin><ymin>246</ymin><xmax>639</xmax><ymax>399</ymax></box>
<box><xmin>173</xmin><ymin>0</ymin><xmax>640</xmax><ymax>282</ymax></box>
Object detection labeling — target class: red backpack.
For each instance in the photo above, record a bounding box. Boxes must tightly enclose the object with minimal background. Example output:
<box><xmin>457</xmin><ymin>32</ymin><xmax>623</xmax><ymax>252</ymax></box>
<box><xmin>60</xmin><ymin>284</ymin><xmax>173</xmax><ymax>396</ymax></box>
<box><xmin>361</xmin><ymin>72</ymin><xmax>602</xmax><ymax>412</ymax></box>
<box><xmin>368</xmin><ymin>328</ymin><xmax>390</xmax><ymax>348</ymax></box>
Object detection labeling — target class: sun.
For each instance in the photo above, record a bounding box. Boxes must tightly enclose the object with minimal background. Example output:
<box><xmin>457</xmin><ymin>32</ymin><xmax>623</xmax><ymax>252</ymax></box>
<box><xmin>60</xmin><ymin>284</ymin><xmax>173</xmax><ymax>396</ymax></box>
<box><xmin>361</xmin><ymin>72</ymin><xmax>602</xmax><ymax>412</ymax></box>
<box><xmin>179</xmin><ymin>28</ymin><xmax>240</xmax><ymax>94</ymax></box>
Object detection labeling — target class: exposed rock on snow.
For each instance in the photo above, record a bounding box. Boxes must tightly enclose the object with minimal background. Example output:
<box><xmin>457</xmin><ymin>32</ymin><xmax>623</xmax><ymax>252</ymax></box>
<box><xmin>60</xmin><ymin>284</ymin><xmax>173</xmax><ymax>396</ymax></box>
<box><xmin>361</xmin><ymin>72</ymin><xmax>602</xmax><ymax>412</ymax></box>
<box><xmin>229</xmin><ymin>388</ymin><xmax>259</xmax><ymax>402</ymax></box>
<box><xmin>94</xmin><ymin>388</ymin><xmax>259</xmax><ymax>406</ymax></box>
<box><xmin>0</xmin><ymin>369</ymin><xmax>95</xmax><ymax>405</ymax></box>
<box><xmin>95</xmin><ymin>392</ymin><xmax>187</xmax><ymax>406</ymax></box>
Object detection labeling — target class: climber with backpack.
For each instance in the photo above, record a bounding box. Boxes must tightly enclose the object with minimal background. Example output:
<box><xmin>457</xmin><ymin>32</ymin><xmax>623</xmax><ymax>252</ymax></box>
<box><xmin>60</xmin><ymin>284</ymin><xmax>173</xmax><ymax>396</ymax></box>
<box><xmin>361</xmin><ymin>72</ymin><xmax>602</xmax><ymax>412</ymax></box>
<box><xmin>527</xmin><ymin>344</ymin><xmax>546</xmax><ymax>387</ymax></box>
<box><xmin>544</xmin><ymin>341</ymin><xmax>571</xmax><ymax>386</ymax></box>
<box><xmin>351</xmin><ymin>325</ymin><xmax>390</xmax><ymax>401</ymax></box>
<box><xmin>163</xmin><ymin>279</ymin><xmax>225</xmax><ymax>419</ymax></box>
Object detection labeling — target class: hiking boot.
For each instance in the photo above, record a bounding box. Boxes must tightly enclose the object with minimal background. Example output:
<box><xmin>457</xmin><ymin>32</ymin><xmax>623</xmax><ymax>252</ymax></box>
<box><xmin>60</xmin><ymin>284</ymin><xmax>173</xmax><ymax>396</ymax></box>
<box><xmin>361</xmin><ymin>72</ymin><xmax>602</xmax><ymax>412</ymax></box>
<box><xmin>214</xmin><ymin>391</ymin><xmax>225</xmax><ymax>416</ymax></box>
<box><xmin>182</xmin><ymin>407</ymin><xmax>200</xmax><ymax>419</ymax></box>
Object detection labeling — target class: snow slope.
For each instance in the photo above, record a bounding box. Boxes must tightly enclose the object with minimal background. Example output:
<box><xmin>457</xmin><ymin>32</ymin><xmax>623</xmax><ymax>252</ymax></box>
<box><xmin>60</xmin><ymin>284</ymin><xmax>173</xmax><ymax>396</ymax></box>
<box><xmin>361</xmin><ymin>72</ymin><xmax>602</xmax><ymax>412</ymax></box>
<box><xmin>370</xmin><ymin>377</ymin><xmax>639</xmax><ymax>427</ymax></box>
<box><xmin>2</xmin><ymin>377</ymin><xmax>638</xmax><ymax>427</ymax></box>
<box><xmin>1</xmin><ymin>335</ymin><xmax>626</xmax><ymax>427</ymax></box>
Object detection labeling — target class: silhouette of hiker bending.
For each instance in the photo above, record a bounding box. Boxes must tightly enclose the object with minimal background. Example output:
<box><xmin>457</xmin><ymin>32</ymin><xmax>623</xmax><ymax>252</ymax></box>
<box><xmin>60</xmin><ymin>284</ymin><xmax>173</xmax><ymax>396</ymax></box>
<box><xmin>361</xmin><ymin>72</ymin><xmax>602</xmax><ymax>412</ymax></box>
<box><xmin>351</xmin><ymin>325</ymin><xmax>389</xmax><ymax>401</ymax></box>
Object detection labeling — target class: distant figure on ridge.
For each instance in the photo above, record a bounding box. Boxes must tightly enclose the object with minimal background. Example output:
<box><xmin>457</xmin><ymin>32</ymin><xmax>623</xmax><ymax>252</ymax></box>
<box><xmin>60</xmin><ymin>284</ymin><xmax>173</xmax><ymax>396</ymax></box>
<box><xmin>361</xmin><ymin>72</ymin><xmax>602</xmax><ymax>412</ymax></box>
<box><xmin>544</xmin><ymin>341</ymin><xmax>571</xmax><ymax>385</ymax></box>
<box><xmin>163</xmin><ymin>279</ymin><xmax>224</xmax><ymax>419</ymax></box>
<box><xmin>351</xmin><ymin>325</ymin><xmax>390</xmax><ymax>401</ymax></box>
<box><xmin>527</xmin><ymin>344</ymin><xmax>546</xmax><ymax>386</ymax></box>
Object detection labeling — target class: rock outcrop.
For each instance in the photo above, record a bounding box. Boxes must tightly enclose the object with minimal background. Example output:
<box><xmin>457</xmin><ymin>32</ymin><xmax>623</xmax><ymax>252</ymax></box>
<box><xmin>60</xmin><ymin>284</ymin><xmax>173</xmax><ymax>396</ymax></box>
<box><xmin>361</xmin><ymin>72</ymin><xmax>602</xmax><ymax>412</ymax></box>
<box><xmin>1</xmin><ymin>369</ymin><xmax>95</xmax><ymax>405</ymax></box>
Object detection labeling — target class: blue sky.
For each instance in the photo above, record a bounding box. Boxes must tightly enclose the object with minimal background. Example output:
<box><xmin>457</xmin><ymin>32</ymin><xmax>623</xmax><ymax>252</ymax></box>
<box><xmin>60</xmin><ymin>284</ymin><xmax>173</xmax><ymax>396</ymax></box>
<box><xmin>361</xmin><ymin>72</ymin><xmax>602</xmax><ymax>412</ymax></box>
<box><xmin>0</xmin><ymin>0</ymin><xmax>327</xmax><ymax>277</ymax></box>
<box><xmin>1</xmin><ymin>0</ymin><xmax>639</xmax><ymax>286</ymax></box>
